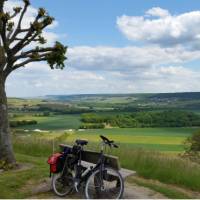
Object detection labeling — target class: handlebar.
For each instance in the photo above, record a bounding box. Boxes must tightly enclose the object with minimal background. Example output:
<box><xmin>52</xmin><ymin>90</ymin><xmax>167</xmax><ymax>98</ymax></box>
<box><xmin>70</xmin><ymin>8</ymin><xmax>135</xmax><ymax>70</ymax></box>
<box><xmin>100</xmin><ymin>135</ymin><xmax>119</xmax><ymax>148</ymax></box>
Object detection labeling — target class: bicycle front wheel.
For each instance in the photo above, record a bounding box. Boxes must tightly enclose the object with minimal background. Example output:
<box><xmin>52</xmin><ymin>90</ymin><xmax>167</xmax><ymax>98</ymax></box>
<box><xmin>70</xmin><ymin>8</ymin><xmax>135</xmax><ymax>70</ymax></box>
<box><xmin>85</xmin><ymin>167</ymin><xmax>124</xmax><ymax>199</ymax></box>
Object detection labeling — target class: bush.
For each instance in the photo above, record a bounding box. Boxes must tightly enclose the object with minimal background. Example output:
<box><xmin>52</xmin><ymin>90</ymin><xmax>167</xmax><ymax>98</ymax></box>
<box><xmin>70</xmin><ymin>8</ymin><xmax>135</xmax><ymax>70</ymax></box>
<box><xmin>79</xmin><ymin>123</ymin><xmax>105</xmax><ymax>129</ymax></box>
<box><xmin>183</xmin><ymin>131</ymin><xmax>200</xmax><ymax>163</ymax></box>
<box><xmin>10</xmin><ymin>120</ymin><xmax>37</xmax><ymax>127</ymax></box>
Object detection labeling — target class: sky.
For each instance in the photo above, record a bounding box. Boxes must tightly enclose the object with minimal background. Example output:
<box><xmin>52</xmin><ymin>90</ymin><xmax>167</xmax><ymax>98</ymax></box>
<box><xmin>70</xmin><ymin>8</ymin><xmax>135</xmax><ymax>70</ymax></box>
<box><xmin>4</xmin><ymin>0</ymin><xmax>200</xmax><ymax>97</ymax></box>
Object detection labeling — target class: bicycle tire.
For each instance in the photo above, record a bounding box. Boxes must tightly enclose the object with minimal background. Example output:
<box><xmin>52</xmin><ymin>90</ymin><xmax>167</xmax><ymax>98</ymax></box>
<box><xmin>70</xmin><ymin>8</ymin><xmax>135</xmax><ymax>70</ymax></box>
<box><xmin>84</xmin><ymin>167</ymin><xmax>124</xmax><ymax>199</ymax></box>
<box><xmin>52</xmin><ymin>172</ymin><xmax>74</xmax><ymax>197</ymax></box>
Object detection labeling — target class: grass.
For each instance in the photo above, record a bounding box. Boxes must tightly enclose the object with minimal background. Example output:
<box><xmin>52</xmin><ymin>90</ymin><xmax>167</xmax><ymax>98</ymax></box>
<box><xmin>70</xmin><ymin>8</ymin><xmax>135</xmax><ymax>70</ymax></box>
<box><xmin>12</xmin><ymin>132</ymin><xmax>200</xmax><ymax>192</ymax></box>
<box><xmin>62</xmin><ymin>127</ymin><xmax>197</xmax><ymax>152</ymax></box>
<box><xmin>13</xmin><ymin>127</ymin><xmax>197</xmax><ymax>152</ymax></box>
<box><xmin>0</xmin><ymin>131</ymin><xmax>199</xmax><ymax>198</ymax></box>
<box><xmin>0</xmin><ymin>153</ymin><xmax>48</xmax><ymax>199</ymax></box>
<box><xmin>128</xmin><ymin>177</ymin><xmax>191</xmax><ymax>199</ymax></box>
<box><xmin>112</xmin><ymin>148</ymin><xmax>200</xmax><ymax>191</ymax></box>
<box><xmin>14</xmin><ymin>126</ymin><xmax>198</xmax><ymax>153</ymax></box>
<box><xmin>13</xmin><ymin>114</ymin><xmax>81</xmax><ymax>130</ymax></box>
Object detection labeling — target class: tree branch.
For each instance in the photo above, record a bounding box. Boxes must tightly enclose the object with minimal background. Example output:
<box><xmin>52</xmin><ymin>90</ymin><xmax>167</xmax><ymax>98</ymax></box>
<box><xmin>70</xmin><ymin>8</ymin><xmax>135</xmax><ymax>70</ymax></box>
<box><xmin>1</xmin><ymin>0</ymin><xmax>67</xmax><ymax>77</ymax></box>
<box><xmin>15</xmin><ymin>47</ymin><xmax>54</xmax><ymax>60</ymax></box>
<box><xmin>11</xmin><ymin>15</ymin><xmax>52</xmax><ymax>55</ymax></box>
<box><xmin>12</xmin><ymin>57</ymin><xmax>47</xmax><ymax>71</ymax></box>
<box><xmin>9</xmin><ymin>2</ymin><xmax>29</xmax><ymax>43</ymax></box>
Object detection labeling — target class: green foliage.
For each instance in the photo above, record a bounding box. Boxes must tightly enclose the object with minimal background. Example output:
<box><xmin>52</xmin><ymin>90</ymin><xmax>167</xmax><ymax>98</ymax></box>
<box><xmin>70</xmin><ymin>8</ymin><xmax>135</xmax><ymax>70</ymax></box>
<box><xmin>47</xmin><ymin>42</ymin><xmax>67</xmax><ymax>69</ymax></box>
<box><xmin>81</xmin><ymin>113</ymin><xmax>107</xmax><ymax>123</ymax></box>
<box><xmin>80</xmin><ymin>111</ymin><xmax>200</xmax><ymax>128</ymax></box>
<box><xmin>6</xmin><ymin>21</ymin><xmax>14</xmax><ymax>31</ymax></box>
<box><xmin>186</xmin><ymin>131</ymin><xmax>200</xmax><ymax>152</ymax></box>
<box><xmin>183</xmin><ymin>131</ymin><xmax>200</xmax><ymax>163</ymax></box>
<box><xmin>79</xmin><ymin>123</ymin><xmax>105</xmax><ymax>129</ymax></box>
<box><xmin>10</xmin><ymin>120</ymin><xmax>37</xmax><ymax>128</ymax></box>
<box><xmin>38</xmin><ymin>8</ymin><xmax>46</xmax><ymax>17</ymax></box>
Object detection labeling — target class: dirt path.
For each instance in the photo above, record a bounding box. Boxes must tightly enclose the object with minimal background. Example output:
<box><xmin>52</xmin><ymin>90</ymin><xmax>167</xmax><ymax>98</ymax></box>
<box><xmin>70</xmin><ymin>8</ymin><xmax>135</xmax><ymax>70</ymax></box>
<box><xmin>29</xmin><ymin>178</ymin><xmax>167</xmax><ymax>199</ymax></box>
<box><xmin>124</xmin><ymin>182</ymin><xmax>166</xmax><ymax>199</ymax></box>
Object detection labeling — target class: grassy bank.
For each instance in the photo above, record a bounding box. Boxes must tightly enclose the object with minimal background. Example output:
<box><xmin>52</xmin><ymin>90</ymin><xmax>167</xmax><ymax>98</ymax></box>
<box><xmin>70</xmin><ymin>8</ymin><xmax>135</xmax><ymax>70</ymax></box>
<box><xmin>0</xmin><ymin>154</ymin><xmax>48</xmax><ymax>199</ymax></box>
<box><xmin>128</xmin><ymin>177</ymin><xmax>191</xmax><ymax>199</ymax></box>
<box><xmin>112</xmin><ymin>147</ymin><xmax>200</xmax><ymax>191</ymax></box>
<box><xmin>13</xmin><ymin>133</ymin><xmax>200</xmax><ymax>192</ymax></box>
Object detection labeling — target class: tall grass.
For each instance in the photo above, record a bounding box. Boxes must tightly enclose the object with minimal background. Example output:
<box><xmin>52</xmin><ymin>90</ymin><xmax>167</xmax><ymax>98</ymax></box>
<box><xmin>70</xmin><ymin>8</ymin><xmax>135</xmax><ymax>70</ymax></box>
<box><xmin>112</xmin><ymin>146</ymin><xmax>200</xmax><ymax>191</ymax></box>
<box><xmin>13</xmin><ymin>133</ymin><xmax>69</xmax><ymax>157</ymax></box>
<box><xmin>13</xmin><ymin>135</ymin><xmax>200</xmax><ymax>192</ymax></box>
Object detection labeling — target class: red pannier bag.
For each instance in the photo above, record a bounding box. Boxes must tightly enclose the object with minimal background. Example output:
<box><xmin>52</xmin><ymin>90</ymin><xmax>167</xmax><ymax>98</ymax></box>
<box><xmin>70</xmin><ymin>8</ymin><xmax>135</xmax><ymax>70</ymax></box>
<box><xmin>47</xmin><ymin>153</ymin><xmax>62</xmax><ymax>173</ymax></box>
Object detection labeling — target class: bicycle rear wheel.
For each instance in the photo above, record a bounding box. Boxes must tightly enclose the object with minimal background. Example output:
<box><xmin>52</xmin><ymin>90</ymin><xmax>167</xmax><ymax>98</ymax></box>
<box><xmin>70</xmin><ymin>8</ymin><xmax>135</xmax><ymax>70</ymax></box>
<box><xmin>52</xmin><ymin>172</ymin><xmax>74</xmax><ymax>197</ymax></box>
<box><xmin>85</xmin><ymin>167</ymin><xmax>124</xmax><ymax>199</ymax></box>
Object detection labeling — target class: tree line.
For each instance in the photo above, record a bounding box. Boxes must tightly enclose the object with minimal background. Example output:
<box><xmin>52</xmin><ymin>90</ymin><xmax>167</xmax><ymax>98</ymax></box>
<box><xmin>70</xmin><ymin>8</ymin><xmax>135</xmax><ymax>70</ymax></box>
<box><xmin>80</xmin><ymin>111</ymin><xmax>200</xmax><ymax>129</ymax></box>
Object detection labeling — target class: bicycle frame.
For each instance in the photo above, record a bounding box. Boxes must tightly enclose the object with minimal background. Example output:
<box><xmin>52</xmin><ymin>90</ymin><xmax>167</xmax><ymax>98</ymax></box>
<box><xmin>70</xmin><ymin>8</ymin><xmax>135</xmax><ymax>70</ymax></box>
<box><xmin>65</xmin><ymin>141</ymin><xmax>108</xmax><ymax>192</ymax></box>
<box><xmin>51</xmin><ymin>136</ymin><xmax>123</xmax><ymax>199</ymax></box>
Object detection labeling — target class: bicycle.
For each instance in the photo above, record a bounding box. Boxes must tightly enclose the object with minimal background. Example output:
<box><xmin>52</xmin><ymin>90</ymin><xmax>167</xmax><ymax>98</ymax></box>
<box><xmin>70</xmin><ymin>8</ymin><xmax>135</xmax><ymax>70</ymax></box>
<box><xmin>51</xmin><ymin>135</ymin><xmax>124</xmax><ymax>199</ymax></box>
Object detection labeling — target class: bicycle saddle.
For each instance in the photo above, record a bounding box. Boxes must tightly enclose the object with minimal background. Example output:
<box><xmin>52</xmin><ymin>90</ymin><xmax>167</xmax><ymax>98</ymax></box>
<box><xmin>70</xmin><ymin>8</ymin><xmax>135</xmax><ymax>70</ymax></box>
<box><xmin>75</xmin><ymin>139</ymin><xmax>88</xmax><ymax>146</ymax></box>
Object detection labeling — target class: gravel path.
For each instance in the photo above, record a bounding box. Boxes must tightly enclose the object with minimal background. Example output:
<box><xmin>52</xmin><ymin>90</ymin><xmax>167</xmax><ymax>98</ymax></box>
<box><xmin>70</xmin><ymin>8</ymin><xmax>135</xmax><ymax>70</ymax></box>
<box><xmin>29</xmin><ymin>178</ymin><xmax>167</xmax><ymax>199</ymax></box>
<box><xmin>124</xmin><ymin>182</ymin><xmax>166</xmax><ymax>199</ymax></box>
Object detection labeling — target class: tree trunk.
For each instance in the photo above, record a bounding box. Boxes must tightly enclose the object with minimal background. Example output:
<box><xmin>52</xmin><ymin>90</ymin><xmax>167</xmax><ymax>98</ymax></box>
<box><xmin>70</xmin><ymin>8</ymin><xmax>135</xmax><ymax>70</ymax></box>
<box><xmin>0</xmin><ymin>75</ymin><xmax>16</xmax><ymax>165</ymax></box>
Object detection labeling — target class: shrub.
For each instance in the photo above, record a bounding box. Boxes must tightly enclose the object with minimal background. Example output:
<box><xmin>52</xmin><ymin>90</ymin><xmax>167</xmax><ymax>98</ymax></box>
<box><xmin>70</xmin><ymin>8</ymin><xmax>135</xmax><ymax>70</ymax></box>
<box><xmin>10</xmin><ymin>120</ymin><xmax>38</xmax><ymax>127</ymax></box>
<box><xmin>79</xmin><ymin>123</ymin><xmax>105</xmax><ymax>129</ymax></box>
<box><xmin>183</xmin><ymin>130</ymin><xmax>200</xmax><ymax>163</ymax></box>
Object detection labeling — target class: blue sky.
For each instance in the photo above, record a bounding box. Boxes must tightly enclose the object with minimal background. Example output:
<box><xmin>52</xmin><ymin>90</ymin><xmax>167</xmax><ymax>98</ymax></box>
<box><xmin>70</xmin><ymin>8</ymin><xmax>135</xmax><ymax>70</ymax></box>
<box><xmin>5</xmin><ymin>0</ymin><xmax>200</xmax><ymax>97</ymax></box>
<box><xmin>31</xmin><ymin>0</ymin><xmax>200</xmax><ymax>47</ymax></box>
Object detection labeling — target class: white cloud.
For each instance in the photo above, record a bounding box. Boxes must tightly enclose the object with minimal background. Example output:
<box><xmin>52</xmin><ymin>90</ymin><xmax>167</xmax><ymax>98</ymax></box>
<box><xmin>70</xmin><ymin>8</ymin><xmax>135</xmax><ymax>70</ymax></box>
<box><xmin>6</xmin><ymin>43</ymin><xmax>200</xmax><ymax>96</ymax></box>
<box><xmin>117</xmin><ymin>8</ymin><xmax>200</xmax><ymax>48</ymax></box>
<box><xmin>68</xmin><ymin>45</ymin><xmax>200</xmax><ymax>72</ymax></box>
<box><xmin>6</xmin><ymin>65</ymin><xmax>106</xmax><ymax>96</ymax></box>
<box><xmin>146</xmin><ymin>7</ymin><xmax>170</xmax><ymax>18</ymax></box>
<box><xmin>3</xmin><ymin>3</ymin><xmax>200</xmax><ymax>96</ymax></box>
<box><xmin>6</xmin><ymin>62</ymin><xmax>200</xmax><ymax>97</ymax></box>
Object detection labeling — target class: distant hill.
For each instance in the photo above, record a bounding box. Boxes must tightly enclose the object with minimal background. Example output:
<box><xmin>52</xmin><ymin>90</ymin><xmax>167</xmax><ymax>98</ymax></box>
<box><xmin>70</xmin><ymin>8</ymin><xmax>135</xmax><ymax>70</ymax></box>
<box><xmin>45</xmin><ymin>92</ymin><xmax>200</xmax><ymax>102</ymax></box>
<box><xmin>149</xmin><ymin>92</ymin><xmax>200</xmax><ymax>100</ymax></box>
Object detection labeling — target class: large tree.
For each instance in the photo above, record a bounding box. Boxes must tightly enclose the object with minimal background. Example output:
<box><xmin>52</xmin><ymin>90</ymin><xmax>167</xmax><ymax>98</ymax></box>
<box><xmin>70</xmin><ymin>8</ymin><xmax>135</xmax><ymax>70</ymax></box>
<box><xmin>0</xmin><ymin>0</ymin><xmax>67</xmax><ymax>165</ymax></box>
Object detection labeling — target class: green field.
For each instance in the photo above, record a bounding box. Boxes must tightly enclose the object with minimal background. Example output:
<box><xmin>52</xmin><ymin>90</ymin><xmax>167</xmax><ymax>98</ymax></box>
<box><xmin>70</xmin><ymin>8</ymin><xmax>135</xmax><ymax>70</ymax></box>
<box><xmin>12</xmin><ymin>114</ymin><xmax>81</xmax><ymax>130</ymax></box>
<box><xmin>63</xmin><ymin>127</ymin><xmax>197</xmax><ymax>152</ymax></box>
<box><xmin>11</xmin><ymin>109</ymin><xmax>198</xmax><ymax>152</ymax></box>
<box><xmin>11</xmin><ymin>129</ymin><xmax>200</xmax><ymax>196</ymax></box>
<box><xmin>19</xmin><ymin>127</ymin><xmax>196</xmax><ymax>153</ymax></box>
<box><xmin>6</xmin><ymin>95</ymin><xmax>200</xmax><ymax>197</ymax></box>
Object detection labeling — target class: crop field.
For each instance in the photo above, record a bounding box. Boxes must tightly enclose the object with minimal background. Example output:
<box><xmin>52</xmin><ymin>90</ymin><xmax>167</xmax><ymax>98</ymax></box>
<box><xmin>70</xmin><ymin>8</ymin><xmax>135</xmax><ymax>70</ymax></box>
<box><xmin>12</xmin><ymin>114</ymin><xmax>81</xmax><ymax>130</ymax></box>
<box><xmin>63</xmin><ymin>127</ymin><xmax>197</xmax><ymax>152</ymax></box>
<box><xmin>21</xmin><ymin>127</ymin><xmax>196</xmax><ymax>153</ymax></box>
